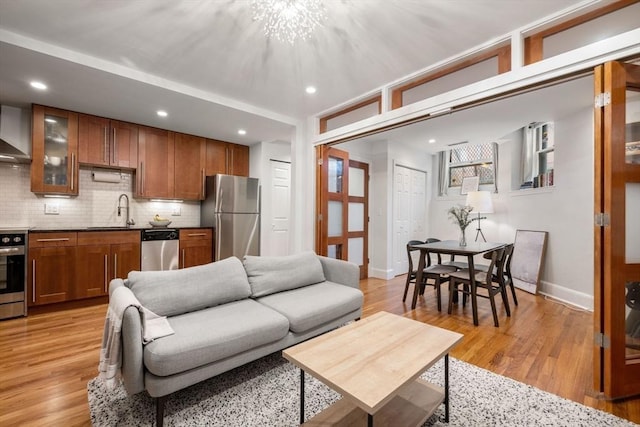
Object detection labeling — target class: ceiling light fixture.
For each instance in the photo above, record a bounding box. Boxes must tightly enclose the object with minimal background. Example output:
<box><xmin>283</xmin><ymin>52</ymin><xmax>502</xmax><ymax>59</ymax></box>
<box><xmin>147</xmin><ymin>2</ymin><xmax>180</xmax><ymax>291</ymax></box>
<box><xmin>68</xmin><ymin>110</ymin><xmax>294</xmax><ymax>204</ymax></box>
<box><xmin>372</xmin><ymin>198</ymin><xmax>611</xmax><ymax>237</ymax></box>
<box><xmin>157</xmin><ymin>110</ymin><xmax>168</xmax><ymax>117</ymax></box>
<box><xmin>30</xmin><ymin>81</ymin><xmax>47</xmax><ymax>90</ymax></box>
<box><xmin>238</xmin><ymin>129</ymin><xmax>247</xmax><ymax>135</ymax></box>
<box><xmin>305</xmin><ymin>86</ymin><xmax>317</xmax><ymax>94</ymax></box>
<box><xmin>251</xmin><ymin>0</ymin><xmax>326</xmax><ymax>44</ymax></box>
<box><xmin>428</xmin><ymin>139</ymin><xmax>436</xmax><ymax>144</ymax></box>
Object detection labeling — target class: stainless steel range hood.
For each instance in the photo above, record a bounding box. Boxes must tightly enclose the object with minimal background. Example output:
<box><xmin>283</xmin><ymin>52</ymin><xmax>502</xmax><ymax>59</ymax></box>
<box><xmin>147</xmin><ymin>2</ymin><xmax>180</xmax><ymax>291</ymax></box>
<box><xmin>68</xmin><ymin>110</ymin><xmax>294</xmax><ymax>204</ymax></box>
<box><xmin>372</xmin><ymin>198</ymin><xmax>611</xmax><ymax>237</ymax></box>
<box><xmin>0</xmin><ymin>105</ymin><xmax>31</xmax><ymax>164</ymax></box>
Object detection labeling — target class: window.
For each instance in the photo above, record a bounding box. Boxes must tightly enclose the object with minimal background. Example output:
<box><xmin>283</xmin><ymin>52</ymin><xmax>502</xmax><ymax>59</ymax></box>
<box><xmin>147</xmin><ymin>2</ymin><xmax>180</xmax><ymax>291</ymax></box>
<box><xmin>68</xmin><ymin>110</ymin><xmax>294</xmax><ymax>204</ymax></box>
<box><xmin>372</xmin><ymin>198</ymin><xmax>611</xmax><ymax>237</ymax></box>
<box><xmin>438</xmin><ymin>142</ymin><xmax>497</xmax><ymax>196</ymax></box>
<box><xmin>521</xmin><ymin>122</ymin><xmax>554</xmax><ymax>188</ymax></box>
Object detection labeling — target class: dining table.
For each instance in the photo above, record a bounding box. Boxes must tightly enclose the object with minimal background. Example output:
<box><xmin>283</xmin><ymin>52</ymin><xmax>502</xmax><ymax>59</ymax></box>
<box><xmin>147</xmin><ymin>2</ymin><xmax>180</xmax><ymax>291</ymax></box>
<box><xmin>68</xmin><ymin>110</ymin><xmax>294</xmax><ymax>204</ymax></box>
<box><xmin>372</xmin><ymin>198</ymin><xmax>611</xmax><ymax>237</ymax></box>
<box><xmin>410</xmin><ymin>240</ymin><xmax>506</xmax><ymax>324</ymax></box>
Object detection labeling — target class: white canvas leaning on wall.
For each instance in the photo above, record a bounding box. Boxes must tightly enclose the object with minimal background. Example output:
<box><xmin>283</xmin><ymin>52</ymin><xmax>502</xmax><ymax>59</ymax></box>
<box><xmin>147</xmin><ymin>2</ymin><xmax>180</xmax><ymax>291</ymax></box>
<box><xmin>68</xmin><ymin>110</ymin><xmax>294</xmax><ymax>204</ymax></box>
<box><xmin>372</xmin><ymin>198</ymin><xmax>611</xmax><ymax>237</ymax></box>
<box><xmin>511</xmin><ymin>230</ymin><xmax>548</xmax><ymax>294</ymax></box>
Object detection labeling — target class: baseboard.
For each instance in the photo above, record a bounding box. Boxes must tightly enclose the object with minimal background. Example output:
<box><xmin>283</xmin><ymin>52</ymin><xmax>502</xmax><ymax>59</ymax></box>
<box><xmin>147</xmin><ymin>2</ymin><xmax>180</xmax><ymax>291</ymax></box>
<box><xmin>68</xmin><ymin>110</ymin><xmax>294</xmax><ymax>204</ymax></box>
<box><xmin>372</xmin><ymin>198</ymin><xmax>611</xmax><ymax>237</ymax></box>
<box><xmin>538</xmin><ymin>280</ymin><xmax>594</xmax><ymax>311</ymax></box>
<box><xmin>369</xmin><ymin>267</ymin><xmax>396</xmax><ymax>280</ymax></box>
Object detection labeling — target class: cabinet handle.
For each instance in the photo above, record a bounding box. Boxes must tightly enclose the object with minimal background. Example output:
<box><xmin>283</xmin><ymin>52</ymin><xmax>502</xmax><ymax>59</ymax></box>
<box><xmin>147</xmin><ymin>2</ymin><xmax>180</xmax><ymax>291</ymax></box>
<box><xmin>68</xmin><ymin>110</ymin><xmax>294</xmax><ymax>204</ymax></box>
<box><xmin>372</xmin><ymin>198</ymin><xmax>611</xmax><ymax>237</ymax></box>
<box><xmin>114</xmin><ymin>253</ymin><xmax>118</xmax><ymax>279</ymax></box>
<box><xmin>32</xmin><ymin>260</ymin><xmax>36</xmax><ymax>303</ymax></box>
<box><xmin>188</xmin><ymin>233</ymin><xmax>207</xmax><ymax>237</ymax></box>
<box><xmin>181</xmin><ymin>248</ymin><xmax>185</xmax><ymax>269</ymax></box>
<box><xmin>70</xmin><ymin>153</ymin><xmax>76</xmax><ymax>191</ymax></box>
<box><xmin>104</xmin><ymin>254</ymin><xmax>108</xmax><ymax>293</ymax></box>
<box><xmin>103</xmin><ymin>127</ymin><xmax>108</xmax><ymax>163</ymax></box>
<box><xmin>113</xmin><ymin>128</ymin><xmax>118</xmax><ymax>165</ymax></box>
<box><xmin>141</xmin><ymin>161</ymin><xmax>145</xmax><ymax>194</ymax></box>
<box><xmin>201</xmin><ymin>168</ymin><xmax>205</xmax><ymax>199</ymax></box>
<box><xmin>36</xmin><ymin>238</ymin><xmax>70</xmax><ymax>242</ymax></box>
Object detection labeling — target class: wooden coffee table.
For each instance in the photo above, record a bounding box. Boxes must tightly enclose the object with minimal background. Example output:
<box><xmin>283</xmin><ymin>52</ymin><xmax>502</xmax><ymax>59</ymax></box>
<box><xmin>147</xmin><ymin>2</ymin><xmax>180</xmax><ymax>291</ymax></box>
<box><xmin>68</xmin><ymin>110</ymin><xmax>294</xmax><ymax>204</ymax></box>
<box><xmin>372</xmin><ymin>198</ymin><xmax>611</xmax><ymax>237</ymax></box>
<box><xmin>282</xmin><ymin>311</ymin><xmax>463</xmax><ymax>426</ymax></box>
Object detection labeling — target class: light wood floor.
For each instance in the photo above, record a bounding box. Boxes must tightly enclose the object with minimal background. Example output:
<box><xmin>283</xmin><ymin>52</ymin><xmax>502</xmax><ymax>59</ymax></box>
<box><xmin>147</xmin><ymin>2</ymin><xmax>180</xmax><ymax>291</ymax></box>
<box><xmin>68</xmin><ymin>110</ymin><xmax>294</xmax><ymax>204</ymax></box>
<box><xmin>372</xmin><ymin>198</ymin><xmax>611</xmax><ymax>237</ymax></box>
<box><xmin>1</xmin><ymin>275</ymin><xmax>639</xmax><ymax>426</ymax></box>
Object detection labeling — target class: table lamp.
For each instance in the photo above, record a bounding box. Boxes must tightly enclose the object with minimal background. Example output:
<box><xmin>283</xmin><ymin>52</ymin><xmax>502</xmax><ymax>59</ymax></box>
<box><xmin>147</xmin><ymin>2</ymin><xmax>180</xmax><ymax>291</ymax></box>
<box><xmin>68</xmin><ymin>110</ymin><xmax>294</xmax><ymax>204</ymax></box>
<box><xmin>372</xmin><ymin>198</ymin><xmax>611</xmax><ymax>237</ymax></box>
<box><xmin>465</xmin><ymin>191</ymin><xmax>494</xmax><ymax>242</ymax></box>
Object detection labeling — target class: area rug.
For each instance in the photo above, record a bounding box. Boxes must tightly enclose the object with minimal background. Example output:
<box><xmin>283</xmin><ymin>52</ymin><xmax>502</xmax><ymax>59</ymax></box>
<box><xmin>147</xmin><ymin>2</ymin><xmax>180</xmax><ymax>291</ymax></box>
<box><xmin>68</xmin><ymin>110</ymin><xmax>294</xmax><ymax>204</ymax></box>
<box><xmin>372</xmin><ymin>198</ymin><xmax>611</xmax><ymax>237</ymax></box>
<box><xmin>88</xmin><ymin>353</ymin><xmax>636</xmax><ymax>426</ymax></box>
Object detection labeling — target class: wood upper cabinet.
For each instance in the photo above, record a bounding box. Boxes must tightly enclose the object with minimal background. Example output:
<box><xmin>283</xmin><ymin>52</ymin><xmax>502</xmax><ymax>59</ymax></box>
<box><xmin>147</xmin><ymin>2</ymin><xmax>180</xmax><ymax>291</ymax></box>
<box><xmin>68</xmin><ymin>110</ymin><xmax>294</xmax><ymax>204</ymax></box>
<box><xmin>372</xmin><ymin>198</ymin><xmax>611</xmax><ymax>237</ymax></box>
<box><xmin>75</xmin><ymin>231</ymin><xmax>140</xmax><ymax>298</ymax></box>
<box><xmin>174</xmin><ymin>132</ymin><xmax>206</xmax><ymax>200</ymax></box>
<box><xmin>205</xmin><ymin>139</ymin><xmax>250</xmax><ymax>177</ymax></box>
<box><xmin>179</xmin><ymin>228</ymin><xmax>213</xmax><ymax>268</ymax></box>
<box><xmin>28</xmin><ymin>232</ymin><xmax>77</xmax><ymax>306</ymax></box>
<box><xmin>78</xmin><ymin>114</ymin><xmax>138</xmax><ymax>169</ymax></box>
<box><xmin>228</xmin><ymin>143</ymin><xmax>249</xmax><ymax>177</ymax></box>
<box><xmin>136</xmin><ymin>126</ymin><xmax>174</xmax><ymax>199</ymax></box>
<box><xmin>31</xmin><ymin>105</ymin><xmax>79</xmax><ymax>195</ymax></box>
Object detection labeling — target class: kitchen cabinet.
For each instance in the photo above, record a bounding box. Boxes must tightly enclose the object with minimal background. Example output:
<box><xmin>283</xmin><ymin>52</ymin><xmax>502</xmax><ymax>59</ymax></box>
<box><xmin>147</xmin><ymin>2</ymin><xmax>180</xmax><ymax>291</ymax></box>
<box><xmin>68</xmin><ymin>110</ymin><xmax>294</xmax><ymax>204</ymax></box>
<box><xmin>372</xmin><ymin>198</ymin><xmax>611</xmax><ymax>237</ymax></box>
<box><xmin>205</xmin><ymin>139</ymin><xmax>250</xmax><ymax>177</ymax></box>
<box><xmin>31</xmin><ymin>105</ymin><xmax>79</xmax><ymax>195</ymax></box>
<box><xmin>28</xmin><ymin>232</ymin><xmax>77</xmax><ymax>306</ymax></box>
<box><xmin>228</xmin><ymin>143</ymin><xmax>249</xmax><ymax>176</ymax></box>
<box><xmin>136</xmin><ymin>126</ymin><xmax>174</xmax><ymax>199</ymax></box>
<box><xmin>78</xmin><ymin>114</ymin><xmax>138</xmax><ymax>169</ymax></box>
<box><xmin>179</xmin><ymin>228</ymin><xmax>213</xmax><ymax>268</ymax></box>
<box><xmin>76</xmin><ymin>231</ymin><xmax>140</xmax><ymax>298</ymax></box>
<box><xmin>174</xmin><ymin>132</ymin><xmax>206</xmax><ymax>200</ymax></box>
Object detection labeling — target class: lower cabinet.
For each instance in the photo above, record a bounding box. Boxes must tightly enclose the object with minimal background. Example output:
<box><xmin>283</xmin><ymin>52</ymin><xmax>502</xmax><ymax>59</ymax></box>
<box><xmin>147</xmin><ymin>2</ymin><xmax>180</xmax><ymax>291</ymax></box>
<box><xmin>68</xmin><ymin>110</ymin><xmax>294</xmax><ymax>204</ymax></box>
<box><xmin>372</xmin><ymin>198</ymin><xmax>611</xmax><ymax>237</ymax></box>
<box><xmin>28</xmin><ymin>232</ymin><xmax>77</xmax><ymax>306</ymax></box>
<box><xmin>76</xmin><ymin>231</ymin><xmax>140</xmax><ymax>298</ymax></box>
<box><xmin>28</xmin><ymin>231</ymin><xmax>140</xmax><ymax>306</ymax></box>
<box><xmin>179</xmin><ymin>228</ymin><xmax>213</xmax><ymax>268</ymax></box>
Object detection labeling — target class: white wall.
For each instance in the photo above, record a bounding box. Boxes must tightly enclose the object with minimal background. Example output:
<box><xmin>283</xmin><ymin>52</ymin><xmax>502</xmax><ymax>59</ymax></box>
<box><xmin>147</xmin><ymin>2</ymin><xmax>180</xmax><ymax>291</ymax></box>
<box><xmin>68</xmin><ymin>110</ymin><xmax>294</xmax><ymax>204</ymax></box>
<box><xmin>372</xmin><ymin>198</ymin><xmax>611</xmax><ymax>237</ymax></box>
<box><xmin>428</xmin><ymin>106</ymin><xmax>594</xmax><ymax>309</ymax></box>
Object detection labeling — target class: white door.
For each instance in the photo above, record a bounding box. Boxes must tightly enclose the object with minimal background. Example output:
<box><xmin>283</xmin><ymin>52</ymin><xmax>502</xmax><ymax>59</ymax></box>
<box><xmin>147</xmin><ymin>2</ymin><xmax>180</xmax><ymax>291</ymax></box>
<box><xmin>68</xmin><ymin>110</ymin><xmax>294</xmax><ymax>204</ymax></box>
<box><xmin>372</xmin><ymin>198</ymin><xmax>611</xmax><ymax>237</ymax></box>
<box><xmin>268</xmin><ymin>160</ymin><xmax>291</xmax><ymax>256</ymax></box>
<box><xmin>393</xmin><ymin>165</ymin><xmax>427</xmax><ymax>276</ymax></box>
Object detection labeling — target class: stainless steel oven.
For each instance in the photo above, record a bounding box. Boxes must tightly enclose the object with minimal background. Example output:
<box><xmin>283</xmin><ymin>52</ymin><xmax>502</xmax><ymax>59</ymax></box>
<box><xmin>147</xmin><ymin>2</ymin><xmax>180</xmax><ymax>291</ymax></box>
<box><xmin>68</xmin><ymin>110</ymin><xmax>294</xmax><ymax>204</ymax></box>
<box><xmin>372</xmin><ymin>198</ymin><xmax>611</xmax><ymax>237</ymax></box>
<box><xmin>0</xmin><ymin>230</ymin><xmax>27</xmax><ymax>319</ymax></box>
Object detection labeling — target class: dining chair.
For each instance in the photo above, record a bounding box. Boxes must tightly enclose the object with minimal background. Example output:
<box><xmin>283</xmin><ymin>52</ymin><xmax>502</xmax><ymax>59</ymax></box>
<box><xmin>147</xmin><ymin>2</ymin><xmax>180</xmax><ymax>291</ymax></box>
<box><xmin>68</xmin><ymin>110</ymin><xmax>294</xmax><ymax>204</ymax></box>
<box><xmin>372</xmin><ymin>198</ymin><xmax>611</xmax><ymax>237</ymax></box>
<box><xmin>475</xmin><ymin>243</ymin><xmax>518</xmax><ymax>306</ymax></box>
<box><xmin>403</xmin><ymin>240</ymin><xmax>426</xmax><ymax>303</ymax></box>
<box><xmin>447</xmin><ymin>247</ymin><xmax>510</xmax><ymax>327</ymax></box>
<box><xmin>418</xmin><ymin>238</ymin><xmax>458</xmax><ymax>311</ymax></box>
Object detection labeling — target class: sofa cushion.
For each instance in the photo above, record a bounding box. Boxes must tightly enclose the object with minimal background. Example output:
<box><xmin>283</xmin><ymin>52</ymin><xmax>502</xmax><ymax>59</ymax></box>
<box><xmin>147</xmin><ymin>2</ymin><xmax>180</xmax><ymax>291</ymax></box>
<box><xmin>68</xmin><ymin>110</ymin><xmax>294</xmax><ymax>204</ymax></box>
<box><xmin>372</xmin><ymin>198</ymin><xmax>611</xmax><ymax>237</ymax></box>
<box><xmin>144</xmin><ymin>299</ymin><xmax>289</xmax><ymax>376</ymax></box>
<box><xmin>256</xmin><ymin>281</ymin><xmax>363</xmax><ymax>333</ymax></box>
<box><xmin>244</xmin><ymin>251</ymin><xmax>326</xmax><ymax>298</ymax></box>
<box><xmin>127</xmin><ymin>257</ymin><xmax>251</xmax><ymax>317</ymax></box>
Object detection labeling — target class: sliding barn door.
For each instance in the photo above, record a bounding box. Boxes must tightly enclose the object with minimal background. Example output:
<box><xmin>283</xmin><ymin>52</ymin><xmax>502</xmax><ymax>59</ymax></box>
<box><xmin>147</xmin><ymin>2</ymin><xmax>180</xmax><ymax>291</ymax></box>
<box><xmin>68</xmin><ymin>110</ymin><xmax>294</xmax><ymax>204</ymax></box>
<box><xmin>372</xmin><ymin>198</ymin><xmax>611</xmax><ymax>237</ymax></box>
<box><xmin>594</xmin><ymin>60</ymin><xmax>640</xmax><ymax>399</ymax></box>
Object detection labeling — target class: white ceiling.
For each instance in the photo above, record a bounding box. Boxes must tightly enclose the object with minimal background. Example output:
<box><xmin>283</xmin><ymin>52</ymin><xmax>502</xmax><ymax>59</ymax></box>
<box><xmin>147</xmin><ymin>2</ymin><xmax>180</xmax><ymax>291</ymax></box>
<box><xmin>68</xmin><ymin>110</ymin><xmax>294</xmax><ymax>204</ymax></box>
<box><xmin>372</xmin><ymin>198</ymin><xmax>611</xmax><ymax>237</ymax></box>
<box><xmin>0</xmin><ymin>0</ymin><xmax>586</xmax><ymax>145</ymax></box>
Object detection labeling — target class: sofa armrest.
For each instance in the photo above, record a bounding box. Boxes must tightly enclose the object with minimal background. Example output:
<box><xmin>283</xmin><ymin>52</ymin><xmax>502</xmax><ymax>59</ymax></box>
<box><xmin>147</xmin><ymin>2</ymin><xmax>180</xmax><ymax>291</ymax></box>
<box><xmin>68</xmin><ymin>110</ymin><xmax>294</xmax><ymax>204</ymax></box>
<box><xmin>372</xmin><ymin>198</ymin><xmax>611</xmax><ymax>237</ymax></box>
<box><xmin>318</xmin><ymin>256</ymin><xmax>360</xmax><ymax>289</ymax></box>
<box><xmin>108</xmin><ymin>278</ymin><xmax>145</xmax><ymax>395</ymax></box>
<box><xmin>120</xmin><ymin>306</ymin><xmax>145</xmax><ymax>395</ymax></box>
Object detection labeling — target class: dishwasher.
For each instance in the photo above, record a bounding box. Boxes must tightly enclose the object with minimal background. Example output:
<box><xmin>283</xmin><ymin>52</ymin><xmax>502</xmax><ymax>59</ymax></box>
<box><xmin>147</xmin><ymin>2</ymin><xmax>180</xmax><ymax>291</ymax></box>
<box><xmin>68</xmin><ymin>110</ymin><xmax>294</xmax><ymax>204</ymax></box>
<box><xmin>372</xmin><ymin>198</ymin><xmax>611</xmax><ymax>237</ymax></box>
<box><xmin>141</xmin><ymin>229</ymin><xmax>179</xmax><ymax>271</ymax></box>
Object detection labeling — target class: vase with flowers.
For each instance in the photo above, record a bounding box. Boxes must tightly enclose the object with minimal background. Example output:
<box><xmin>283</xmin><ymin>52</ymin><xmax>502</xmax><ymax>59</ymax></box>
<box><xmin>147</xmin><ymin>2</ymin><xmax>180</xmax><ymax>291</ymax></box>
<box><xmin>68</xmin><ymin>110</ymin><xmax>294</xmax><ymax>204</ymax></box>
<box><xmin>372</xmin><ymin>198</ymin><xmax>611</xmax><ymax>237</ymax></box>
<box><xmin>448</xmin><ymin>205</ymin><xmax>483</xmax><ymax>246</ymax></box>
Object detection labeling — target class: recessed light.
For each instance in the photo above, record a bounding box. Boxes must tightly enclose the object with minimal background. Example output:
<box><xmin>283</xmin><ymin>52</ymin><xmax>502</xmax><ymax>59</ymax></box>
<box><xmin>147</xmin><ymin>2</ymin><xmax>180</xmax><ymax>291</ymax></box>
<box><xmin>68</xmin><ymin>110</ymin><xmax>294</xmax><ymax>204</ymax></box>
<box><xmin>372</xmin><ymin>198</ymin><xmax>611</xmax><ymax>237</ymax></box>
<box><xmin>428</xmin><ymin>139</ymin><xmax>436</xmax><ymax>144</ymax></box>
<box><xmin>237</xmin><ymin>129</ymin><xmax>247</xmax><ymax>136</ymax></box>
<box><xmin>305</xmin><ymin>86</ymin><xmax>317</xmax><ymax>94</ymax></box>
<box><xmin>30</xmin><ymin>81</ymin><xmax>47</xmax><ymax>90</ymax></box>
<box><xmin>157</xmin><ymin>110</ymin><xmax>168</xmax><ymax>117</ymax></box>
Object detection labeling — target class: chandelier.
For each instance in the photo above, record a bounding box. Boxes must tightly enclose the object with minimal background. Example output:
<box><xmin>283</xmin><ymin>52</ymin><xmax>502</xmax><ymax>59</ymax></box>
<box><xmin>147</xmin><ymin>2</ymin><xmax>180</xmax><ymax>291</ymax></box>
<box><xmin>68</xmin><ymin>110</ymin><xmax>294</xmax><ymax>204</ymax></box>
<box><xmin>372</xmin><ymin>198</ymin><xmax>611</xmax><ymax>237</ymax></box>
<box><xmin>251</xmin><ymin>0</ymin><xmax>326</xmax><ymax>44</ymax></box>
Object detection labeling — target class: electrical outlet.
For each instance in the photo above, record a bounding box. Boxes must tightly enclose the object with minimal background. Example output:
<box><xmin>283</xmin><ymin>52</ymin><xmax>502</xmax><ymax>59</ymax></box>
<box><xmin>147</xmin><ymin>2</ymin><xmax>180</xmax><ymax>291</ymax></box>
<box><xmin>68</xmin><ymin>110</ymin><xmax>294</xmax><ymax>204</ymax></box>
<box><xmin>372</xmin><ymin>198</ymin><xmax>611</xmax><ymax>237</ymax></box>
<box><xmin>44</xmin><ymin>203</ymin><xmax>60</xmax><ymax>215</ymax></box>
<box><xmin>171</xmin><ymin>206</ymin><xmax>181</xmax><ymax>216</ymax></box>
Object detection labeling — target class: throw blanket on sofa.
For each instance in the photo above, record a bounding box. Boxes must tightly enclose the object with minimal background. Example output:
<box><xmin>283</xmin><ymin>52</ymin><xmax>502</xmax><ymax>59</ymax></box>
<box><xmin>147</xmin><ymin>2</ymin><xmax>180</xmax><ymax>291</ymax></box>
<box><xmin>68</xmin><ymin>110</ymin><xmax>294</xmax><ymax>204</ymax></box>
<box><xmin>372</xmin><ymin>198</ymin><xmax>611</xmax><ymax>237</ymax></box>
<box><xmin>98</xmin><ymin>286</ymin><xmax>175</xmax><ymax>388</ymax></box>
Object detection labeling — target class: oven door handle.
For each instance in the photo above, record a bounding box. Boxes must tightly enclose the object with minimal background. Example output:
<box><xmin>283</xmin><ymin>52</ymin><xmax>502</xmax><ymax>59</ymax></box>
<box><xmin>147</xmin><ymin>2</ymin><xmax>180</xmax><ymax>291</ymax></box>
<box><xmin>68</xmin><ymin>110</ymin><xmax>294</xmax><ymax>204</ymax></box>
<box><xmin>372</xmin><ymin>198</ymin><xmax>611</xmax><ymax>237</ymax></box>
<box><xmin>0</xmin><ymin>247</ymin><xmax>24</xmax><ymax>256</ymax></box>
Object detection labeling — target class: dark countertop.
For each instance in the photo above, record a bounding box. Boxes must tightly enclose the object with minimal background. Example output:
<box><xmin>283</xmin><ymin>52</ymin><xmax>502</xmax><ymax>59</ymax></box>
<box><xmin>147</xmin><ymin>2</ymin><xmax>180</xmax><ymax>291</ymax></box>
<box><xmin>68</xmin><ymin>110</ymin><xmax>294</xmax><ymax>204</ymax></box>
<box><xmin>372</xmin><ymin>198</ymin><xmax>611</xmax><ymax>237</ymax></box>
<box><xmin>28</xmin><ymin>226</ymin><xmax>211</xmax><ymax>233</ymax></box>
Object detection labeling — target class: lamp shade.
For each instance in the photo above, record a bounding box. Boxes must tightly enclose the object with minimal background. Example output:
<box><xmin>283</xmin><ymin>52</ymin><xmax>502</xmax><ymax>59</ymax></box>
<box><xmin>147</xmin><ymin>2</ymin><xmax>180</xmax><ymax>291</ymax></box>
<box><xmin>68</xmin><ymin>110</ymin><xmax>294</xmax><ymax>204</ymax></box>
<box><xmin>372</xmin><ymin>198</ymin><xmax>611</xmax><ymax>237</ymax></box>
<box><xmin>466</xmin><ymin>191</ymin><xmax>494</xmax><ymax>214</ymax></box>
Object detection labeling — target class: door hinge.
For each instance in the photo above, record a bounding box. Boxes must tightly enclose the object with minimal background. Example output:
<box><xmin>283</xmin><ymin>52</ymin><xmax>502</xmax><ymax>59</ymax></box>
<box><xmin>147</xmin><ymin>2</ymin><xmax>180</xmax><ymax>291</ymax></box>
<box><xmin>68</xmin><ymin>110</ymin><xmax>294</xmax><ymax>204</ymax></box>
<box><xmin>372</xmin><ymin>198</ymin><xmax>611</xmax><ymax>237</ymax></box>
<box><xmin>317</xmin><ymin>214</ymin><xmax>323</xmax><ymax>221</ymax></box>
<box><xmin>594</xmin><ymin>92</ymin><xmax>611</xmax><ymax>108</ymax></box>
<box><xmin>595</xmin><ymin>213</ymin><xmax>610</xmax><ymax>227</ymax></box>
<box><xmin>317</xmin><ymin>158</ymin><xmax>323</xmax><ymax>166</ymax></box>
<box><xmin>595</xmin><ymin>332</ymin><xmax>610</xmax><ymax>349</ymax></box>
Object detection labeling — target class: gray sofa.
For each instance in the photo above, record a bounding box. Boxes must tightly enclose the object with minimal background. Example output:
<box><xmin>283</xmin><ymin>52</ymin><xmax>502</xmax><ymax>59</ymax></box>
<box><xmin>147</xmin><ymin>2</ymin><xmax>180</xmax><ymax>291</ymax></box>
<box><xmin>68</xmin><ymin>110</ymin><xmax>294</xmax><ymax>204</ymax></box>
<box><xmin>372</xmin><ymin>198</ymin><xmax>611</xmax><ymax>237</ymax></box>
<box><xmin>109</xmin><ymin>251</ymin><xmax>363</xmax><ymax>426</ymax></box>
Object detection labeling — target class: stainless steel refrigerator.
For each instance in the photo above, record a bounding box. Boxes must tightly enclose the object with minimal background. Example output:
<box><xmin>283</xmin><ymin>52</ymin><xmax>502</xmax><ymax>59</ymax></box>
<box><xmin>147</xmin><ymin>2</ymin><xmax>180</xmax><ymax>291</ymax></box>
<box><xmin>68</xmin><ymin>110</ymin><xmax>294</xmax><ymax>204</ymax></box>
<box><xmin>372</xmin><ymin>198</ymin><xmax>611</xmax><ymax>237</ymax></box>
<box><xmin>201</xmin><ymin>174</ymin><xmax>260</xmax><ymax>261</ymax></box>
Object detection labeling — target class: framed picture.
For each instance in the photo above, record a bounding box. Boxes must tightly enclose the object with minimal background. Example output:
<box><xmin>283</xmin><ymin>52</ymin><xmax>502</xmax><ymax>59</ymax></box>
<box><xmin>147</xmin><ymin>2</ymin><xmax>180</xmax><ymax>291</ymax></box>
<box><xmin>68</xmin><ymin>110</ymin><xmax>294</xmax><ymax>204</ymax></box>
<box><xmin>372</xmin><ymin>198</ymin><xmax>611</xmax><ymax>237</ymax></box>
<box><xmin>460</xmin><ymin>176</ymin><xmax>479</xmax><ymax>195</ymax></box>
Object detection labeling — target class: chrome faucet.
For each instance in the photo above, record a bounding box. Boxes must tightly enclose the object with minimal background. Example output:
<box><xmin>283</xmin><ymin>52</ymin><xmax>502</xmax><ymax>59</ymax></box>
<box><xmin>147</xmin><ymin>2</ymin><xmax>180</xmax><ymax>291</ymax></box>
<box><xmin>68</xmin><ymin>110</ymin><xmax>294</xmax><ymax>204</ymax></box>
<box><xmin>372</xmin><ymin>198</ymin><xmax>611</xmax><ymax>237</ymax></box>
<box><xmin>117</xmin><ymin>194</ymin><xmax>135</xmax><ymax>227</ymax></box>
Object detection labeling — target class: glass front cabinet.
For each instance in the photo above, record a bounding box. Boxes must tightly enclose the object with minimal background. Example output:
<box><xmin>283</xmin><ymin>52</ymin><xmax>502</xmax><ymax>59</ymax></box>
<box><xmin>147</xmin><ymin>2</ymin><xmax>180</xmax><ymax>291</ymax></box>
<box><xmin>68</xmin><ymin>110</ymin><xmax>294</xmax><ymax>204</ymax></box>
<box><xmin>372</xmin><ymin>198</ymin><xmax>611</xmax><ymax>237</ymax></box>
<box><xmin>31</xmin><ymin>105</ymin><xmax>79</xmax><ymax>195</ymax></box>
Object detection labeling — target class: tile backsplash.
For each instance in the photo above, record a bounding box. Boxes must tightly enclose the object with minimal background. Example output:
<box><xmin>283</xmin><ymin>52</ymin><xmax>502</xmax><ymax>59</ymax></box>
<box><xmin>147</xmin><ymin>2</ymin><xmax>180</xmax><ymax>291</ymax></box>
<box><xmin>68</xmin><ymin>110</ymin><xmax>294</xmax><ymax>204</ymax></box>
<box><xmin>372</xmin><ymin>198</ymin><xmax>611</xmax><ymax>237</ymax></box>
<box><xmin>0</xmin><ymin>163</ymin><xmax>200</xmax><ymax>229</ymax></box>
